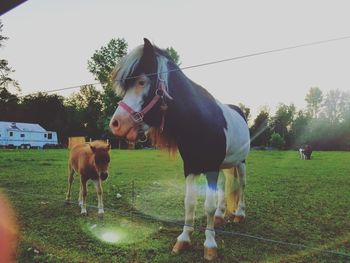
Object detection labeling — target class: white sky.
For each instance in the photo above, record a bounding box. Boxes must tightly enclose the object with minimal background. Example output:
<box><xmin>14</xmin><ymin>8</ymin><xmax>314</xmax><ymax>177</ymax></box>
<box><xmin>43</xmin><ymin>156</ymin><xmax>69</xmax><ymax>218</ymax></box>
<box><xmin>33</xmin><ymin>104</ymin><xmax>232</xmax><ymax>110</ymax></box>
<box><xmin>1</xmin><ymin>0</ymin><xmax>350</xmax><ymax>117</ymax></box>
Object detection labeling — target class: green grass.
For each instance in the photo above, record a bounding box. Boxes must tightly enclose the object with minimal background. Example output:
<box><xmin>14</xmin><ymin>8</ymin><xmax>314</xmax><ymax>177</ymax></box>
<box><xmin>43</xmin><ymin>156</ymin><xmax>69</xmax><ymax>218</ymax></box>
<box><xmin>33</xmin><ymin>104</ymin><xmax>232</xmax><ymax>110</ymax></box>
<box><xmin>0</xmin><ymin>149</ymin><xmax>350</xmax><ymax>262</ymax></box>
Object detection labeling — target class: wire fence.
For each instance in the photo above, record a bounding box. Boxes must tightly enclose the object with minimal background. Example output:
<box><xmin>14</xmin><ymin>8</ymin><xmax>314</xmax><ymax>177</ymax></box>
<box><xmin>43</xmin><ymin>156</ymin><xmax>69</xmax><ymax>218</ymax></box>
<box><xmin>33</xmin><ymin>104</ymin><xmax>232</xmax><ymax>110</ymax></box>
<box><xmin>10</xmin><ymin>34</ymin><xmax>350</xmax><ymax>99</ymax></box>
<box><xmin>1</xmin><ymin>186</ymin><xmax>350</xmax><ymax>259</ymax></box>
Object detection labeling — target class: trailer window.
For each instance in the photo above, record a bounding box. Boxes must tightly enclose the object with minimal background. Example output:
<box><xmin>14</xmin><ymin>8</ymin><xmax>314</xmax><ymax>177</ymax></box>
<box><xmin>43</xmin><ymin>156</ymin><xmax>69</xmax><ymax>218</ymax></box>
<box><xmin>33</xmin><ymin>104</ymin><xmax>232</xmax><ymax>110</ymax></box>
<box><xmin>48</xmin><ymin>133</ymin><xmax>52</xmax><ymax>139</ymax></box>
<box><xmin>9</xmin><ymin>132</ymin><xmax>13</xmax><ymax>137</ymax></box>
<box><xmin>44</xmin><ymin>134</ymin><xmax>47</xmax><ymax>138</ymax></box>
<box><xmin>20</xmin><ymin>134</ymin><xmax>25</xmax><ymax>138</ymax></box>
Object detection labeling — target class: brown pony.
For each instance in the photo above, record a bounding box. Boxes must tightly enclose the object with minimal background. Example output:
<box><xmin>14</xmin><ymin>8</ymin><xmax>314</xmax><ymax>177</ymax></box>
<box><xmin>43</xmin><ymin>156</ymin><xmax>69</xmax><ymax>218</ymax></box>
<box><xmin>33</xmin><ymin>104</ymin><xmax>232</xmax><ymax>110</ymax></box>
<box><xmin>65</xmin><ymin>140</ymin><xmax>111</xmax><ymax>215</ymax></box>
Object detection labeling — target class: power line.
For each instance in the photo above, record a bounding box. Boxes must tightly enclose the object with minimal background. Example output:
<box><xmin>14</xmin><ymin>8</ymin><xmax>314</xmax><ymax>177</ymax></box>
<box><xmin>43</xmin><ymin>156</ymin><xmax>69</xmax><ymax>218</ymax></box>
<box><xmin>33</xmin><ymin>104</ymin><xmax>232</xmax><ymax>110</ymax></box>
<box><xmin>8</xmin><ymin>34</ymin><xmax>350</xmax><ymax>99</ymax></box>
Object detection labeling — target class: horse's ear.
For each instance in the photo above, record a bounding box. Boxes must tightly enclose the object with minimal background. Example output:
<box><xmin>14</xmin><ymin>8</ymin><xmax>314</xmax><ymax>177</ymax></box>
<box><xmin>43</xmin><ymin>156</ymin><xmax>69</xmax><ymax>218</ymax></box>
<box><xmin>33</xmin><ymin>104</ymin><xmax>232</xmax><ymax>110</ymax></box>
<box><xmin>140</xmin><ymin>38</ymin><xmax>157</xmax><ymax>73</ymax></box>
<box><xmin>90</xmin><ymin>144</ymin><xmax>96</xmax><ymax>153</ymax></box>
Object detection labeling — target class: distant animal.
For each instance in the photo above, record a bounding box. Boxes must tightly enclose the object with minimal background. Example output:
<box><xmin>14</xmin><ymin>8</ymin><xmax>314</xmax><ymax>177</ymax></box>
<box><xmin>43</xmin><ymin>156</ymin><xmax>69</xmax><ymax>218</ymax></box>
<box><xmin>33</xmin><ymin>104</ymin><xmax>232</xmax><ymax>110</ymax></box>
<box><xmin>299</xmin><ymin>145</ymin><xmax>312</xmax><ymax>160</ymax></box>
<box><xmin>65</xmin><ymin>140</ymin><xmax>111</xmax><ymax>215</ymax></box>
<box><xmin>109</xmin><ymin>38</ymin><xmax>250</xmax><ymax>261</ymax></box>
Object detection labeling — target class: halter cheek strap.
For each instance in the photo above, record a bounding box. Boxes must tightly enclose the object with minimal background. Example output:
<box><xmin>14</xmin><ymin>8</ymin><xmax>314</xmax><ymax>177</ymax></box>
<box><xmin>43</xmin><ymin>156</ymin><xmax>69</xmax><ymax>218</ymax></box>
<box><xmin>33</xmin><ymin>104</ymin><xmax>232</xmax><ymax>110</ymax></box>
<box><xmin>118</xmin><ymin>80</ymin><xmax>172</xmax><ymax>131</ymax></box>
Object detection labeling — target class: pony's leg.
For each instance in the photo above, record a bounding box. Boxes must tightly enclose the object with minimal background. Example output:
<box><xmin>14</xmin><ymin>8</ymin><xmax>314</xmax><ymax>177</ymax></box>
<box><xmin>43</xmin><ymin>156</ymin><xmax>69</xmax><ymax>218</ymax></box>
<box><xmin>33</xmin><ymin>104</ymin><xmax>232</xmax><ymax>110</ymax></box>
<box><xmin>214</xmin><ymin>171</ymin><xmax>226</xmax><ymax>227</ymax></box>
<box><xmin>93</xmin><ymin>179</ymin><xmax>104</xmax><ymax>215</ymax></box>
<box><xmin>234</xmin><ymin>162</ymin><xmax>246</xmax><ymax>223</ymax></box>
<box><xmin>172</xmin><ymin>174</ymin><xmax>197</xmax><ymax>254</ymax></box>
<box><xmin>65</xmin><ymin>165</ymin><xmax>75</xmax><ymax>203</ymax></box>
<box><xmin>80</xmin><ymin>178</ymin><xmax>88</xmax><ymax>215</ymax></box>
<box><xmin>203</xmin><ymin>171</ymin><xmax>219</xmax><ymax>261</ymax></box>
<box><xmin>78</xmin><ymin>183</ymin><xmax>83</xmax><ymax>206</ymax></box>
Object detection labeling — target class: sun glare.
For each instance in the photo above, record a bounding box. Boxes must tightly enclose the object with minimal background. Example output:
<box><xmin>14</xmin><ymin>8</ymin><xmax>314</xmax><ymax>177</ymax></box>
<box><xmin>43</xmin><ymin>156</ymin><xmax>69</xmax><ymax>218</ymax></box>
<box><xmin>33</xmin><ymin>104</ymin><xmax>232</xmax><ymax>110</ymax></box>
<box><xmin>101</xmin><ymin>231</ymin><xmax>120</xmax><ymax>243</ymax></box>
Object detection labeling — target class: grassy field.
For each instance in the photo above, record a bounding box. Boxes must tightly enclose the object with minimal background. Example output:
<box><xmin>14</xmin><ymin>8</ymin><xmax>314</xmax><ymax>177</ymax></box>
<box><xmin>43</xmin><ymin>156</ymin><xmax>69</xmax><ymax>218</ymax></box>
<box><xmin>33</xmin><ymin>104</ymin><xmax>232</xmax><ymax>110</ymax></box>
<box><xmin>0</xmin><ymin>149</ymin><xmax>350</xmax><ymax>262</ymax></box>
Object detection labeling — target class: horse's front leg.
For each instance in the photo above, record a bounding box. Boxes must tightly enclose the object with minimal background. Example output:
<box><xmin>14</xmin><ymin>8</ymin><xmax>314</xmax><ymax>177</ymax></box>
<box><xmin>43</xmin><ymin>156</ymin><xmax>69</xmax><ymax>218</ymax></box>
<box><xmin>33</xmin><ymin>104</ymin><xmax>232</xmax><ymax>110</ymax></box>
<box><xmin>204</xmin><ymin>171</ymin><xmax>219</xmax><ymax>261</ymax></box>
<box><xmin>93</xmin><ymin>179</ymin><xmax>104</xmax><ymax>215</ymax></box>
<box><xmin>172</xmin><ymin>174</ymin><xmax>197</xmax><ymax>254</ymax></box>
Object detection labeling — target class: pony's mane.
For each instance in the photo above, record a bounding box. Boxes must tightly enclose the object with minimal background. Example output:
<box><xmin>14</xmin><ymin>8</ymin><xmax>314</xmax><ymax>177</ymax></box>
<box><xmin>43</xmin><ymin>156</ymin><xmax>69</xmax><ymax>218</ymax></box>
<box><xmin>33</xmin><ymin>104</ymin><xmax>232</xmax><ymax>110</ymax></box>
<box><xmin>111</xmin><ymin>44</ymin><xmax>173</xmax><ymax>95</ymax></box>
<box><xmin>89</xmin><ymin>140</ymin><xmax>110</xmax><ymax>150</ymax></box>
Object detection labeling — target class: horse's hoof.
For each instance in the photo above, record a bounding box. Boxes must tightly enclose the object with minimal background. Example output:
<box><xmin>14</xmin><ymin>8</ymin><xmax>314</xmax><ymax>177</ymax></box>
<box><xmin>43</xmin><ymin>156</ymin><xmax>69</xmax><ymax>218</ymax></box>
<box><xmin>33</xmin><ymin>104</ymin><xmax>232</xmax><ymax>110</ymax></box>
<box><xmin>98</xmin><ymin>211</ymin><xmax>104</xmax><ymax>218</ymax></box>
<box><xmin>204</xmin><ymin>247</ymin><xmax>218</xmax><ymax>261</ymax></box>
<box><xmin>233</xmin><ymin>215</ymin><xmax>245</xmax><ymax>223</ymax></box>
<box><xmin>214</xmin><ymin>216</ymin><xmax>226</xmax><ymax>228</ymax></box>
<box><xmin>172</xmin><ymin>241</ymin><xmax>190</xmax><ymax>254</ymax></box>
<box><xmin>64</xmin><ymin>199</ymin><xmax>71</xmax><ymax>205</ymax></box>
<box><xmin>81</xmin><ymin>209</ymin><xmax>87</xmax><ymax>215</ymax></box>
<box><xmin>225</xmin><ymin>213</ymin><xmax>235</xmax><ymax>222</ymax></box>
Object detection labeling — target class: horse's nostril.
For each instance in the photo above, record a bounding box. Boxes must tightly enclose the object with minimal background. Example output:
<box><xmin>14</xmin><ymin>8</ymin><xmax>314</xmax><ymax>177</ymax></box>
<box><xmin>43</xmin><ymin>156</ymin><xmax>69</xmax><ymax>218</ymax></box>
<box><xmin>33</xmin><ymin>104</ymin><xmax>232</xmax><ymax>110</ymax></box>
<box><xmin>112</xmin><ymin>119</ymin><xmax>119</xmax><ymax>128</ymax></box>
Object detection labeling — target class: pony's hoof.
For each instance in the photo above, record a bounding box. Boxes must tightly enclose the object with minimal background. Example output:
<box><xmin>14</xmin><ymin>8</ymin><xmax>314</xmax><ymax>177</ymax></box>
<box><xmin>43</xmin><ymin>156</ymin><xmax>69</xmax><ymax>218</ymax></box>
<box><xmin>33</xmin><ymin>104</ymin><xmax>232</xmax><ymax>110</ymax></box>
<box><xmin>214</xmin><ymin>216</ymin><xmax>226</xmax><ymax>228</ymax></box>
<box><xmin>233</xmin><ymin>215</ymin><xmax>245</xmax><ymax>223</ymax></box>
<box><xmin>204</xmin><ymin>247</ymin><xmax>218</xmax><ymax>261</ymax></box>
<box><xmin>172</xmin><ymin>241</ymin><xmax>190</xmax><ymax>254</ymax></box>
<box><xmin>64</xmin><ymin>199</ymin><xmax>71</xmax><ymax>205</ymax></box>
<box><xmin>81</xmin><ymin>209</ymin><xmax>87</xmax><ymax>215</ymax></box>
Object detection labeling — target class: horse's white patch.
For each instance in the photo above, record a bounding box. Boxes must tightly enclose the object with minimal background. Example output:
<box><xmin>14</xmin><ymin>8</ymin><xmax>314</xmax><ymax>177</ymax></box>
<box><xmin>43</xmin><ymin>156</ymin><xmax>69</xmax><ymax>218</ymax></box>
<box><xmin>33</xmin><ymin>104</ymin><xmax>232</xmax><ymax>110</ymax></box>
<box><xmin>217</xmin><ymin>102</ymin><xmax>250</xmax><ymax>168</ymax></box>
<box><xmin>177</xmin><ymin>174</ymin><xmax>196</xmax><ymax>243</ymax></box>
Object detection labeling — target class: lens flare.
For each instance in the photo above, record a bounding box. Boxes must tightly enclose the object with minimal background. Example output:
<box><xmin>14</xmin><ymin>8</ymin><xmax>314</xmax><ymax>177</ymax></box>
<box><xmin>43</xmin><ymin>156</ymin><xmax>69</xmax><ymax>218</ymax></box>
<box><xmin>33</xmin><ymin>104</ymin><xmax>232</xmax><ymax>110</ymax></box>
<box><xmin>101</xmin><ymin>231</ymin><xmax>120</xmax><ymax>243</ymax></box>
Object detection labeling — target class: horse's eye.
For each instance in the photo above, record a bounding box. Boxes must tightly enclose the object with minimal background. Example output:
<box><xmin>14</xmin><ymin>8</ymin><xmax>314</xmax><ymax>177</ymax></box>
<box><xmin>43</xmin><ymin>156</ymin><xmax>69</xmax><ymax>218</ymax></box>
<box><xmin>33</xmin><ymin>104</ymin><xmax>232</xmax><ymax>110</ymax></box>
<box><xmin>138</xmin><ymin>80</ymin><xmax>145</xmax><ymax>86</ymax></box>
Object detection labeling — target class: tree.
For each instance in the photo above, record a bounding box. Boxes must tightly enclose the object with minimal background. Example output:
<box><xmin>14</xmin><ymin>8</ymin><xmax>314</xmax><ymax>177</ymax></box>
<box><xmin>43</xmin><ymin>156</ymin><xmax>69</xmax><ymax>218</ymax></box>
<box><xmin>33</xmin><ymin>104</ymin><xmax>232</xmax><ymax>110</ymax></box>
<box><xmin>165</xmin><ymin>47</ymin><xmax>181</xmax><ymax>65</ymax></box>
<box><xmin>0</xmin><ymin>21</ymin><xmax>18</xmax><ymax>90</ymax></box>
<box><xmin>322</xmin><ymin>89</ymin><xmax>348</xmax><ymax>124</ymax></box>
<box><xmin>21</xmin><ymin>93</ymin><xmax>68</xmax><ymax>143</ymax></box>
<box><xmin>65</xmin><ymin>85</ymin><xmax>103</xmax><ymax>140</ymax></box>
<box><xmin>238</xmin><ymin>103</ymin><xmax>251</xmax><ymax>123</ymax></box>
<box><xmin>87</xmin><ymin>38</ymin><xmax>128</xmax><ymax>134</ymax></box>
<box><xmin>0</xmin><ymin>87</ymin><xmax>20</xmax><ymax>121</ymax></box>
<box><xmin>87</xmin><ymin>38</ymin><xmax>128</xmax><ymax>87</ymax></box>
<box><xmin>271</xmin><ymin>103</ymin><xmax>296</xmax><ymax>147</ymax></box>
<box><xmin>290</xmin><ymin>110</ymin><xmax>312</xmax><ymax>147</ymax></box>
<box><xmin>305</xmin><ymin>87</ymin><xmax>323</xmax><ymax>118</ymax></box>
<box><xmin>269</xmin><ymin>132</ymin><xmax>285</xmax><ymax>149</ymax></box>
<box><xmin>250</xmin><ymin>109</ymin><xmax>271</xmax><ymax>147</ymax></box>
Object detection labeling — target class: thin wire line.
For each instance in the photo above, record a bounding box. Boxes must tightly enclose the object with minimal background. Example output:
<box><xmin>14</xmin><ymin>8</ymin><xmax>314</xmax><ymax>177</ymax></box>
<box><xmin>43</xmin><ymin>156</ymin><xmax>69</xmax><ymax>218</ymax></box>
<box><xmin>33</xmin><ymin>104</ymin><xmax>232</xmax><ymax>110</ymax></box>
<box><xmin>12</xmin><ymin>34</ymin><xmax>350</xmax><ymax>98</ymax></box>
<box><xmin>2</xmin><ymin>187</ymin><xmax>350</xmax><ymax>259</ymax></box>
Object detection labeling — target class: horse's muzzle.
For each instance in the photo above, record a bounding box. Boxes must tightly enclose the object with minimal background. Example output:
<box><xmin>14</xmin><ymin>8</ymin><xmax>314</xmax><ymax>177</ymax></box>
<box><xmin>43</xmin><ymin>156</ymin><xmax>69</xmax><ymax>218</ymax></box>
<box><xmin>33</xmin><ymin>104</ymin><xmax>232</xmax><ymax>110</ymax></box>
<box><xmin>100</xmin><ymin>172</ymin><xmax>109</xmax><ymax>181</ymax></box>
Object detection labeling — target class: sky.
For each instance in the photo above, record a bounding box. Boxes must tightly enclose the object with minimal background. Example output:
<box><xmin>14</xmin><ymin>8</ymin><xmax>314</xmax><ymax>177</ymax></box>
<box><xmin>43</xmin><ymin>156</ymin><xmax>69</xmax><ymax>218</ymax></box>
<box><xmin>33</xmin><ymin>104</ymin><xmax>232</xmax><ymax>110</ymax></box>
<box><xmin>1</xmin><ymin>0</ymin><xmax>350</xmax><ymax>117</ymax></box>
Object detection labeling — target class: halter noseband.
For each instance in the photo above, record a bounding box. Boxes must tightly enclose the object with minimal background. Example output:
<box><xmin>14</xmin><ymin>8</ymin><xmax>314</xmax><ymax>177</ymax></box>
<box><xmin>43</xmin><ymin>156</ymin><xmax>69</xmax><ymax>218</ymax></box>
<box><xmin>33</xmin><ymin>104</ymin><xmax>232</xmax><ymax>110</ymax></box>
<box><xmin>118</xmin><ymin>79</ymin><xmax>172</xmax><ymax>132</ymax></box>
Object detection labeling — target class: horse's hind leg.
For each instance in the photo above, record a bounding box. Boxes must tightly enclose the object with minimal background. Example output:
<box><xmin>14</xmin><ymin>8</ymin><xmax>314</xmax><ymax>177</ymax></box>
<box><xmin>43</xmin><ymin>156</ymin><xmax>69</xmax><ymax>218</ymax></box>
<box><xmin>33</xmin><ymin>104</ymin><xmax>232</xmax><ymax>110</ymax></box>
<box><xmin>93</xmin><ymin>179</ymin><xmax>104</xmax><ymax>215</ymax></box>
<box><xmin>234</xmin><ymin>162</ymin><xmax>246</xmax><ymax>223</ymax></box>
<box><xmin>65</xmin><ymin>165</ymin><xmax>75</xmax><ymax>204</ymax></box>
<box><xmin>203</xmin><ymin>171</ymin><xmax>219</xmax><ymax>261</ymax></box>
<box><xmin>221</xmin><ymin>167</ymin><xmax>240</xmax><ymax>221</ymax></box>
<box><xmin>214</xmin><ymin>171</ymin><xmax>226</xmax><ymax>227</ymax></box>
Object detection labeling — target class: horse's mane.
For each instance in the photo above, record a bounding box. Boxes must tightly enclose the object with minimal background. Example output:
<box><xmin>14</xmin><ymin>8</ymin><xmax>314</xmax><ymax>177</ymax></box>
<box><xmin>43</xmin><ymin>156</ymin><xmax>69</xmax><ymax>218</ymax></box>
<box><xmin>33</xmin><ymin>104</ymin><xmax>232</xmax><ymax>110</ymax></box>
<box><xmin>111</xmin><ymin>44</ymin><xmax>172</xmax><ymax>94</ymax></box>
<box><xmin>148</xmin><ymin>127</ymin><xmax>178</xmax><ymax>156</ymax></box>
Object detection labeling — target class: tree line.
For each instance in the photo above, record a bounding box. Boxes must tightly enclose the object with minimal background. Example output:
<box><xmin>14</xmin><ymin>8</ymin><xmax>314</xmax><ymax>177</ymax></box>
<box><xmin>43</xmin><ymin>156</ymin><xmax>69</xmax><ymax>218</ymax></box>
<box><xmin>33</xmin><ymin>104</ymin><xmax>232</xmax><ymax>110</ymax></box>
<box><xmin>1</xmin><ymin>21</ymin><xmax>349</xmax><ymax>150</ymax></box>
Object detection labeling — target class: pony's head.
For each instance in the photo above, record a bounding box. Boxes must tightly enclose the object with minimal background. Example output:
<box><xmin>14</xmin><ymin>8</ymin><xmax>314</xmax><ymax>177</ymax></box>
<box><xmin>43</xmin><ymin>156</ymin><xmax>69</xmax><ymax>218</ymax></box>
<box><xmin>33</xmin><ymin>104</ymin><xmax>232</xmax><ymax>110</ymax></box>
<box><xmin>109</xmin><ymin>38</ymin><xmax>173</xmax><ymax>142</ymax></box>
<box><xmin>89</xmin><ymin>141</ymin><xmax>111</xmax><ymax>181</ymax></box>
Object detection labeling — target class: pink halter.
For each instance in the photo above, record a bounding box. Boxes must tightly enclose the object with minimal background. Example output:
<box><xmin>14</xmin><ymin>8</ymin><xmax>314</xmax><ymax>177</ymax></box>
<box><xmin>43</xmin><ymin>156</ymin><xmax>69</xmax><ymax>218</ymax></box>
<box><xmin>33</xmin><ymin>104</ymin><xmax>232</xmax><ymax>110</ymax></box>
<box><xmin>118</xmin><ymin>80</ymin><xmax>172</xmax><ymax>131</ymax></box>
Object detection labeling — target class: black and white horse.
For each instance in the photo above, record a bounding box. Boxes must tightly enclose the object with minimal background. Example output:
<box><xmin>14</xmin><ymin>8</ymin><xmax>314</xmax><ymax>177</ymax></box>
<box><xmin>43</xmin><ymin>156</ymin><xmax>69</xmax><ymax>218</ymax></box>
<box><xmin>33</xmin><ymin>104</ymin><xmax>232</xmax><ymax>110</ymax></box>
<box><xmin>109</xmin><ymin>39</ymin><xmax>250</xmax><ymax>260</ymax></box>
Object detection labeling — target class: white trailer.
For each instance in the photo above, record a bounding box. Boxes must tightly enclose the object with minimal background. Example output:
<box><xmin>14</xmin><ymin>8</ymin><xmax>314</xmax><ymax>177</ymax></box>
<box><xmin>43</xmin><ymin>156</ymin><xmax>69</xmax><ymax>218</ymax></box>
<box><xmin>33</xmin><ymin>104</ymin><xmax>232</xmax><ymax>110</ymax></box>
<box><xmin>0</xmin><ymin>121</ymin><xmax>58</xmax><ymax>149</ymax></box>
